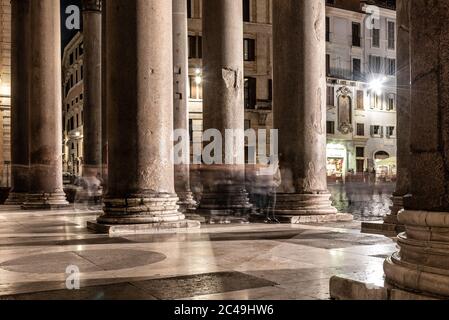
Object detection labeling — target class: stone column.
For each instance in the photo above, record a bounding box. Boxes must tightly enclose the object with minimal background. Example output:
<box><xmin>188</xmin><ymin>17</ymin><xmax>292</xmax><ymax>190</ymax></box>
<box><xmin>80</xmin><ymin>0</ymin><xmax>102</xmax><ymax>203</ymax></box>
<box><xmin>173</xmin><ymin>0</ymin><xmax>196</xmax><ymax>212</ymax></box>
<box><xmin>385</xmin><ymin>0</ymin><xmax>410</xmax><ymax>231</ymax></box>
<box><xmin>101</xmin><ymin>0</ymin><xmax>108</xmax><ymax>190</ymax></box>
<box><xmin>362</xmin><ymin>0</ymin><xmax>410</xmax><ymax>236</ymax></box>
<box><xmin>384</xmin><ymin>0</ymin><xmax>449</xmax><ymax>298</ymax></box>
<box><xmin>22</xmin><ymin>0</ymin><xmax>69</xmax><ymax>210</ymax></box>
<box><xmin>6</xmin><ymin>0</ymin><xmax>30</xmax><ymax>205</ymax></box>
<box><xmin>272</xmin><ymin>0</ymin><xmax>342</xmax><ymax>223</ymax></box>
<box><xmin>198</xmin><ymin>0</ymin><xmax>252</xmax><ymax>219</ymax></box>
<box><xmin>88</xmin><ymin>0</ymin><xmax>199</xmax><ymax>234</ymax></box>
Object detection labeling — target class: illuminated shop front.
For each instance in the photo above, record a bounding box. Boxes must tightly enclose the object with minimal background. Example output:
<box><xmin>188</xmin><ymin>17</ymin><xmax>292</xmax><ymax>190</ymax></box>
<box><xmin>326</xmin><ymin>144</ymin><xmax>347</xmax><ymax>181</ymax></box>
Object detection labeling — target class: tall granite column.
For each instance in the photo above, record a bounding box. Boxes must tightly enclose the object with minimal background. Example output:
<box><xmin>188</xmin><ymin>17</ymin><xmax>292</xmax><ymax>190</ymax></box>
<box><xmin>6</xmin><ymin>0</ymin><xmax>30</xmax><ymax>205</ymax></box>
<box><xmin>384</xmin><ymin>0</ymin><xmax>449</xmax><ymax>298</ymax></box>
<box><xmin>88</xmin><ymin>0</ymin><xmax>199</xmax><ymax>234</ymax></box>
<box><xmin>362</xmin><ymin>0</ymin><xmax>410</xmax><ymax>236</ymax></box>
<box><xmin>101</xmin><ymin>0</ymin><xmax>108</xmax><ymax>190</ymax></box>
<box><xmin>173</xmin><ymin>0</ymin><xmax>196</xmax><ymax>212</ymax></box>
<box><xmin>272</xmin><ymin>0</ymin><xmax>341</xmax><ymax>223</ymax></box>
<box><xmin>198</xmin><ymin>0</ymin><xmax>252</xmax><ymax>218</ymax></box>
<box><xmin>385</xmin><ymin>0</ymin><xmax>410</xmax><ymax>230</ymax></box>
<box><xmin>81</xmin><ymin>0</ymin><xmax>102</xmax><ymax>202</ymax></box>
<box><xmin>22</xmin><ymin>0</ymin><xmax>69</xmax><ymax>210</ymax></box>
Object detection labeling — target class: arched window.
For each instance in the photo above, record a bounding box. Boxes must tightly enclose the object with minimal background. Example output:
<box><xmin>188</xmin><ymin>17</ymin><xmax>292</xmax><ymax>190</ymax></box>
<box><xmin>375</xmin><ymin>151</ymin><xmax>390</xmax><ymax>161</ymax></box>
<box><xmin>387</xmin><ymin>93</ymin><xmax>396</xmax><ymax>111</ymax></box>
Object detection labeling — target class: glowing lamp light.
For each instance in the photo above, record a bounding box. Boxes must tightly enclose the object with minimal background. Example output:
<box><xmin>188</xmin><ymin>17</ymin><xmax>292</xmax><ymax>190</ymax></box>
<box><xmin>194</xmin><ymin>68</ymin><xmax>202</xmax><ymax>85</ymax></box>
<box><xmin>195</xmin><ymin>75</ymin><xmax>202</xmax><ymax>85</ymax></box>
<box><xmin>368</xmin><ymin>77</ymin><xmax>386</xmax><ymax>95</ymax></box>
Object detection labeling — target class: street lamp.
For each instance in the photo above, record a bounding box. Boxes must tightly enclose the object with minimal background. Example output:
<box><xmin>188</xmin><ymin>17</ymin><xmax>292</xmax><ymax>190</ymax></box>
<box><xmin>195</xmin><ymin>68</ymin><xmax>202</xmax><ymax>85</ymax></box>
<box><xmin>368</xmin><ymin>77</ymin><xmax>386</xmax><ymax>95</ymax></box>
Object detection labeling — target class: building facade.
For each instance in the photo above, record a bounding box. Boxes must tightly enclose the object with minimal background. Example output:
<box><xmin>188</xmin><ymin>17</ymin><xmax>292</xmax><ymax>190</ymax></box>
<box><xmin>62</xmin><ymin>32</ymin><xmax>84</xmax><ymax>177</ymax></box>
<box><xmin>0</xmin><ymin>0</ymin><xmax>11</xmax><ymax>188</ymax></box>
<box><xmin>187</xmin><ymin>0</ymin><xmax>274</xmax><ymax>158</ymax></box>
<box><xmin>187</xmin><ymin>0</ymin><xmax>397</xmax><ymax>182</ymax></box>
<box><xmin>60</xmin><ymin>0</ymin><xmax>397</xmax><ymax>183</ymax></box>
<box><xmin>325</xmin><ymin>1</ymin><xmax>397</xmax><ymax>181</ymax></box>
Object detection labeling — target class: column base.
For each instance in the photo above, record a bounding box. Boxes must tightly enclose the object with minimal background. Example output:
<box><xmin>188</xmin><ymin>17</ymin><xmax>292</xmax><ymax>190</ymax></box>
<box><xmin>5</xmin><ymin>192</ymin><xmax>28</xmax><ymax>205</ymax></box>
<box><xmin>270</xmin><ymin>193</ymin><xmax>346</xmax><ymax>224</ymax></box>
<box><xmin>176</xmin><ymin>191</ymin><xmax>197</xmax><ymax>213</ymax></box>
<box><xmin>361</xmin><ymin>196</ymin><xmax>406</xmax><ymax>237</ymax></box>
<box><xmin>361</xmin><ymin>221</ymin><xmax>402</xmax><ymax>237</ymax></box>
<box><xmin>87</xmin><ymin>219</ymin><xmax>201</xmax><ymax>235</ymax></box>
<box><xmin>194</xmin><ymin>209</ymin><xmax>250</xmax><ymax>224</ymax></box>
<box><xmin>389</xmin><ymin>195</ymin><xmax>405</xmax><ymax>217</ymax></box>
<box><xmin>98</xmin><ymin>193</ymin><xmax>185</xmax><ymax>225</ymax></box>
<box><xmin>184</xmin><ymin>208</ymin><xmax>207</xmax><ymax>223</ymax></box>
<box><xmin>384</xmin><ymin>210</ymin><xmax>449</xmax><ymax>298</ymax></box>
<box><xmin>22</xmin><ymin>192</ymin><xmax>70</xmax><ymax>210</ymax></box>
<box><xmin>197</xmin><ymin>185</ymin><xmax>253</xmax><ymax>216</ymax></box>
<box><xmin>90</xmin><ymin>193</ymin><xmax>201</xmax><ymax>234</ymax></box>
<box><xmin>329</xmin><ymin>274</ymin><xmax>439</xmax><ymax>300</ymax></box>
<box><xmin>75</xmin><ymin>188</ymin><xmax>103</xmax><ymax>205</ymax></box>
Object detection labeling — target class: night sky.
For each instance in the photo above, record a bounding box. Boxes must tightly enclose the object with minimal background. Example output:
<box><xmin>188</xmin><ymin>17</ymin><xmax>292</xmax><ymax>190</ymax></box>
<box><xmin>60</xmin><ymin>0</ymin><xmax>82</xmax><ymax>50</ymax></box>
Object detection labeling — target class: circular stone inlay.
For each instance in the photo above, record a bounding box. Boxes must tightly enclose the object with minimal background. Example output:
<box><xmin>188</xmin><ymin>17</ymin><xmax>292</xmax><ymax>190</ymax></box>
<box><xmin>0</xmin><ymin>249</ymin><xmax>166</xmax><ymax>274</ymax></box>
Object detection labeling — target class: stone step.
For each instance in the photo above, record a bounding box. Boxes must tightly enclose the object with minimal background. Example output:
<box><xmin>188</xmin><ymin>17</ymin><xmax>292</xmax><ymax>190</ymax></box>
<box><xmin>330</xmin><ymin>273</ymin><xmax>438</xmax><ymax>300</ymax></box>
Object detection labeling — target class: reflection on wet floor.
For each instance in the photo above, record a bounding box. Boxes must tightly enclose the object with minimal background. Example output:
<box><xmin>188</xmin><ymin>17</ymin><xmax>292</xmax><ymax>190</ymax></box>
<box><xmin>329</xmin><ymin>182</ymin><xmax>395</xmax><ymax>221</ymax></box>
<box><xmin>0</xmin><ymin>207</ymin><xmax>395</xmax><ymax>300</ymax></box>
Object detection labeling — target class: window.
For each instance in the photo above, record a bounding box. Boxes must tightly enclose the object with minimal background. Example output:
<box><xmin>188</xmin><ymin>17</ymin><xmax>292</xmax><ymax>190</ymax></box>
<box><xmin>357</xmin><ymin>124</ymin><xmax>365</xmax><ymax>137</ymax></box>
<box><xmin>326</xmin><ymin>54</ymin><xmax>330</xmax><ymax>76</ymax></box>
<box><xmin>388</xmin><ymin>21</ymin><xmax>395</xmax><ymax>49</ymax></box>
<box><xmin>189</xmin><ymin>76</ymin><xmax>203</xmax><ymax>100</ymax></box>
<box><xmin>352</xmin><ymin>23</ymin><xmax>361</xmax><ymax>47</ymax></box>
<box><xmin>353</xmin><ymin>58</ymin><xmax>361</xmax><ymax>80</ymax></box>
<box><xmin>268</xmin><ymin>79</ymin><xmax>273</xmax><ymax>101</ymax></box>
<box><xmin>244</xmin><ymin>77</ymin><xmax>257</xmax><ymax>109</ymax></box>
<box><xmin>81</xmin><ymin>65</ymin><xmax>83</xmax><ymax>80</ymax></box>
<box><xmin>245</xmin><ymin>120</ymin><xmax>251</xmax><ymax>131</ymax></box>
<box><xmin>326</xmin><ymin>121</ymin><xmax>335</xmax><ymax>135</ymax></box>
<box><xmin>386</xmin><ymin>126</ymin><xmax>395</xmax><ymax>138</ymax></box>
<box><xmin>369</xmin><ymin>55</ymin><xmax>382</xmax><ymax>74</ymax></box>
<box><xmin>387</xmin><ymin>94</ymin><xmax>395</xmax><ymax>111</ymax></box>
<box><xmin>372</xmin><ymin>28</ymin><xmax>380</xmax><ymax>48</ymax></box>
<box><xmin>69</xmin><ymin>53</ymin><xmax>74</xmax><ymax>65</ymax></box>
<box><xmin>243</xmin><ymin>0</ymin><xmax>251</xmax><ymax>22</ymax></box>
<box><xmin>80</xmin><ymin>94</ymin><xmax>83</xmax><ymax>101</ymax></box>
<box><xmin>189</xmin><ymin>119</ymin><xmax>193</xmax><ymax>142</ymax></box>
<box><xmin>370</xmin><ymin>92</ymin><xmax>382</xmax><ymax>109</ymax></box>
<box><xmin>371</xmin><ymin>125</ymin><xmax>383</xmax><ymax>137</ymax></box>
<box><xmin>79</xmin><ymin>42</ymin><xmax>84</xmax><ymax>55</ymax></box>
<box><xmin>327</xmin><ymin>86</ymin><xmax>335</xmax><ymax>106</ymax></box>
<box><xmin>244</xmin><ymin>38</ymin><xmax>256</xmax><ymax>61</ymax></box>
<box><xmin>326</xmin><ymin>17</ymin><xmax>330</xmax><ymax>42</ymax></box>
<box><xmin>188</xmin><ymin>35</ymin><xmax>202</xmax><ymax>59</ymax></box>
<box><xmin>386</xmin><ymin>58</ymin><xmax>396</xmax><ymax>76</ymax></box>
<box><xmin>356</xmin><ymin>90</ymin><xmax>364</xmax><ymax>110</ymax></box>
<box><xmin>356</xmin><ymin>147</ymin><xmax>365</xmax><ymax>158</ymax></box>
<box><xmin>187</xmin><ymin>0</ymin><xmax>193</xmax><ymax>19</ymax></box>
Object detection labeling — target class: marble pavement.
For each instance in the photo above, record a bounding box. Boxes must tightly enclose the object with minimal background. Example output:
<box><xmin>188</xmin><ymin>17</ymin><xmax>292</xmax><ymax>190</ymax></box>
<box><xmin>0</xmin><ymin>206</ymin><xmax>395</xmax><ymax>300</ymax></box>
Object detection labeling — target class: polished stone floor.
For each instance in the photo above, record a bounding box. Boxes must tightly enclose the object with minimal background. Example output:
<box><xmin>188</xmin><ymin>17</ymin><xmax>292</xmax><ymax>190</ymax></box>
<box><xmin>0</xmin><ymin>205</ymin><xmax>395</xmax><ymax>300</ymax></box>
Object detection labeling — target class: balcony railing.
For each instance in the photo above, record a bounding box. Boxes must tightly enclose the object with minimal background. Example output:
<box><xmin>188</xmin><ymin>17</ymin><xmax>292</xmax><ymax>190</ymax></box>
<box><xmin>327</xmin><ymin>68</ymin><xmax>369</xmax><ymax>82</ymax></box>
